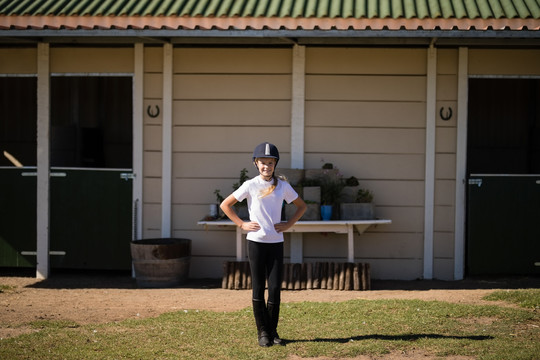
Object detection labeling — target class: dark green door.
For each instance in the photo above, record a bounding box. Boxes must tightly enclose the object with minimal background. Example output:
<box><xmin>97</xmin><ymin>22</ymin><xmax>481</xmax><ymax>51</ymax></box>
<box><xmin>467</xmin><ymin>79</ymin><xmax>540</xmax><ymax>275</ymax></box>
<box><xmin>50</xmin><ymin>168</ymin><xmax>133</xmax><ymax>270</ymax></box>
<box><xmin>48</xmin><ymin>76</ymin><xmax>133</xmax><ymax>270</ymax></box>
<box><xmin>0</xmin><ymin>77</ymin><xmax>37</xmax><ymax>268</ymax></box>
<box><xmin>0</xmin><ymin>168</ymin><xmax>37</xmax><ymax>267</ymax></box>
<box><xmin>0</xmin><ymin>76</ymin><xmax>133</xmax><ymax>270</ymax></box>
<box><xmin>467</xmin><ymin>175</ymin><xmax>540</xmax><ymax>275</ymax></box>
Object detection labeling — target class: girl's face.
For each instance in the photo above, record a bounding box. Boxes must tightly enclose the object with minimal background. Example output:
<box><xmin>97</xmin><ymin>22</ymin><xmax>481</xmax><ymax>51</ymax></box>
<box><xmin>255</xmin><ymin>158</ymin><xmax>276</xmax><ymax>180</ymax></box>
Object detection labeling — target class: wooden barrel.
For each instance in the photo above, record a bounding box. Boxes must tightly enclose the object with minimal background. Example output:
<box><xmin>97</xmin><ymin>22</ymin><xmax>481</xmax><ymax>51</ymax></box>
<box><xmin>131</xmin><ymin>238</ymin><xmax>191</xmax><ymax>288</ymax></box>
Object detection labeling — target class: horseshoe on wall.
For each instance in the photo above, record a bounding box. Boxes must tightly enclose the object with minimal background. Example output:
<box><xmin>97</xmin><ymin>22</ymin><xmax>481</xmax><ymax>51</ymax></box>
<box><xmin>147</xmin><ymin>105</ymin><xmax>160</xmax><ymax>118</ymax></box>
<box><xmin>440</xmin><ymin>107</ymin><xmax>452</xmax><ymax>121</ymax></box>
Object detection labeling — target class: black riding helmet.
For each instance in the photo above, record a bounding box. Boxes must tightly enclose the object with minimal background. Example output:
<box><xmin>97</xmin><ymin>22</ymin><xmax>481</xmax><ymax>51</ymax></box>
<box><xmin>252</xmin><ymin>142</ymin><xmax>280</xmax><ymax>164</ymax></box>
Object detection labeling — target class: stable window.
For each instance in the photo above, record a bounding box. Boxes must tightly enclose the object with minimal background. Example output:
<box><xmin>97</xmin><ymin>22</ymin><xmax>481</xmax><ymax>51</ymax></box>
<box><xmin>50</xmin><ymin>76</ymin><xmax>132</xmax><ymax>169</ymax></box>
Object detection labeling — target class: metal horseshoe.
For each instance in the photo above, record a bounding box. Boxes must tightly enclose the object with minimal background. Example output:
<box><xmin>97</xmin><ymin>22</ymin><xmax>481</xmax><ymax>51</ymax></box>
<box><xmin>147</xmin><ymin>105</ymin><xmax>160</xmax><ymax>118</ymax></box>
<box><xmin>439</xmin><ymin>107</ymin><xmax>452</xmax><ymax>121</ymax></box>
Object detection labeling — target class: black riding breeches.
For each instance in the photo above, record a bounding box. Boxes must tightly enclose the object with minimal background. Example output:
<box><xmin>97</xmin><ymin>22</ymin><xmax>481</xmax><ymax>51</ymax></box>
<box><xmin>247</xmin><ymin>240</ymin><xmax>283</xmax><ymax>304</ymax></box>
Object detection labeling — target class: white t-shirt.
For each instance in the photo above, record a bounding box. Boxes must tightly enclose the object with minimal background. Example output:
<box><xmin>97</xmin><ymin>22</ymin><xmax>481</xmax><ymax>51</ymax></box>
<box><xmin>233</xmin><ymin>176</ymin><xmax>298</xmax><ymax>243</ymax></box>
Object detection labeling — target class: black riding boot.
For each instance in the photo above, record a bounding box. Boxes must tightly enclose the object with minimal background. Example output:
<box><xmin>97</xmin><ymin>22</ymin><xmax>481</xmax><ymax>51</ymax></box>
<box><xmin>252</xmin><ymin>300</ymin><xmax>271</xmax><ymax>347</ymax></box>
<box><xmin>267</xmin><ymin>301</ymin><xmax>283</xmax><ymax>345</ymax></box>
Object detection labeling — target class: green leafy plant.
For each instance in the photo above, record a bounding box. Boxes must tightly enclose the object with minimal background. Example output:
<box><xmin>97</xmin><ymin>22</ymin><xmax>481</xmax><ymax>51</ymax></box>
<box><xmin>344</xmin><ymin>176</ymin><xmax>359</xmax><ymax>186</ymax></box>
<box><xmin>214</xmin><ymin>189</ymin><xmax>224</xmax><ymax>204</ymax></box>
<box><xmin>214</xmin><ymin>168</ymin><xmax>249</xmax><ymax>208</ymax></box>
<box><xmin>322</xmin><ymin>162</ymin><xmax>334</xmax><ymax>169</ymax></box>
<box><xmin>355</xmin><ymin>189</ymin><xmax>374</xmax><ymax>203</ymax></box>
<box><xmin>320</xmin><ymin>176</ymin><xmax>345</xmax><ymax>205</ymax></box>
<box><xmin>233</xmin><ymin>168</ymin><xmax>249</xmax><ymax>191</ymax></box>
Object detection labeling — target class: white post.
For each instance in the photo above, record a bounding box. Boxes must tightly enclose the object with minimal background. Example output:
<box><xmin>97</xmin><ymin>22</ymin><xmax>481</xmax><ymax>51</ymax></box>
<box><xmin>36</xmin><ymin>42</ymin><xmax>50</xmax><ymax>279</ymax></box>
<box><xmin>454</xmin><ymin>47</ymin><xmax>469</xmax><ymax>280</ymax></box>
<box><xmin>133</xmin><ymin>43</ymin><xmax>144</xmax><ymax>241</ymax></box>
<box><xmin>290</xmin><ymin>44</ymin><xmax>306</xmax><ymax>263</ymax></box>
<box><xmin>161</xmin><ymin>43</ymin><xmax>173</xmax><ymax>238</ymax></box>
<box><xmin>291</xmin><ymin>44</ymin><xmax>305</xmax><ymax>169</ymax></box>
<box><xmin>423</xmin><ymin>43</ymin><xmax>437</xmax><ymax>280</ymax></box>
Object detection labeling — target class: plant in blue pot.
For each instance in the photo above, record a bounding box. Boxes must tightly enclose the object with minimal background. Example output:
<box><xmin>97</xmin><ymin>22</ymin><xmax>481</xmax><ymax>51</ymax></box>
<box><xmin>319</xmin><ymin>164</ymin><xmax>344</xmax><ymax>221</ymax></box>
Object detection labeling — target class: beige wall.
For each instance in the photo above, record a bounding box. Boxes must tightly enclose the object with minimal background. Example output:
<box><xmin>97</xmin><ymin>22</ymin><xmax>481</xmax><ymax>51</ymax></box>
<box><xmin>141</xmin><ymin>48</ymin><xmax>293</xmax><ymax>276</ymax></box>
<box><xmin>304</xmin><ymin>48</ymin><xmax>427</xmax><ymax>279</ymax></box>
<box><xmin>3</xmin><ymin>44</ymin><xmax>539</xmax><ymax>280</ymax></box>
<box><xmin>0</xmin><ymin>48</ymin><xmax>37</xmax><ymax>73</ymax></box>
<box><xmin>469</xmin><ymin>49</ymin><xmax>540</xmax><ymax>76</ymax></box>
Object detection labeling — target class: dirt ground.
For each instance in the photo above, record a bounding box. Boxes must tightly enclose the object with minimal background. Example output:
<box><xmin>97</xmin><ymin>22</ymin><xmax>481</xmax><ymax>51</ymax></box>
<box><xmin>1</xmin><ymin>270</ymin><xmax>538</xmax><ymax>358</ymax></box>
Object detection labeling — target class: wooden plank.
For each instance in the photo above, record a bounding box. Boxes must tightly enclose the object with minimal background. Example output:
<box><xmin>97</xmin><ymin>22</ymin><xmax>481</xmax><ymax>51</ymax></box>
<box><xmin>306</xmin><ymin>263</ymin><xmax>313</xmax><ymax>289</ymax></box>
<box><xmin>301</xmin><ymin>263</ymin><xmax>307</xmax><ymax>290</ymax></box>
<box><xmin>353</xmin><ymin>263</ymin><xmax>361</xmax><ymax>291</ymax></box>
<box><xmin>222</xmin><ymin>261</ymin><xmax>229</xmax><ymax>289</ymax></box>
<box><xmin>333</xmin><ymin>263</ymin><xmax>341</xmax><ymax>290</ymax></box>
<box><xmin>306</xmin><ymin>75</ymin><xmax>426</xmax><ymax>102</ymax></box>
<box><xmin>174</xmin><ymin>74</ymin><xmax>291</xmax><ymax>100</ymax></box>
<box><xmin>227</xmin><ymin>261</ymin><xmax>235</xmax><ymax>290</ymax></box>
<box><xmin>327</xmin><ymin>262</ymin><xmax>334</xmax><ymax>290</ymax></box>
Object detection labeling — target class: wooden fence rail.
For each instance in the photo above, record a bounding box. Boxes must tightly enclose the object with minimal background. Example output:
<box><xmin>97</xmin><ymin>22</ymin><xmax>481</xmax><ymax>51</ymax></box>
<box><xmin>222</xmin><ymin>261</ymin><xmax>371</xmax><ymax>291</ymax></box>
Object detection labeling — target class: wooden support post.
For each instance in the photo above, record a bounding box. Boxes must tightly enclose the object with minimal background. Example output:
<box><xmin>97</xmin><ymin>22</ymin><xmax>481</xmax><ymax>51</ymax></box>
<box><xmin>246</xmin><ymin>262</ymin><xmax>252</xmax><ymax>289</ymax></box>
<box><xmin>320</xmin><ymin>262</ymin><xmax>328</xmax><ymax>289</ymax></box>
<box><xmin>228</xmin><ymin>262</ymin><xmax>235</xmax><ymax>290</ymax></box>
<box><xmin>234</xmin><ymin>263</ymin><xmax>242</xmax><ymax>289</ymax></box>
<box><xmin>283</xmin><ymin>264</ymin><xmax>288</xmax><ymax>290</ymax></box>
<box><xmin>222</xmin><ymin>261</ymin><xmax>230</xmax><ymax>289</ymax></box>
<box><xmin>333</xmin><ymin>263</ymin><xmax>341</xmax><ymax>290</ymax></box>
<box><xmin>313</xmin><ymin>262</ymin><xmax>320</xmax><ymax>289</ymax></box>
<box><xmin>306</xmin><ymin>263</ymin><xmax>313</xmax><ymax>289</ymax></box>
<box><xmin>292</xmin><ymin>264</ymin><xmax>300</xmax><ymax>290</ymax></box>
<box><xmin>288</xmin><ymin>263</ymin><xmax>294</xmax><ymax>290</ymax></box>
<box><xmin>327</xmin><ymin>262</ymin><xmax>334</xmax><ymax>290</ymax></box>
<box><xmin>353</xmin><ymin>263</ymin><xmax>361</xmax><ymax>290</ymax></box>
<box><xmin>339</xmin><ymin>263</ymin><xmax>346</xmax><ymax>290</ymax></box>
<box><xmin>344</xmin><ymin>263</ymin><xmax>352</xmax><ymax>291</ymax></box>
<box><xmin>301</xmin><ymin>263</ymin><xmax>307</xmax><ymax>289</ymax></box>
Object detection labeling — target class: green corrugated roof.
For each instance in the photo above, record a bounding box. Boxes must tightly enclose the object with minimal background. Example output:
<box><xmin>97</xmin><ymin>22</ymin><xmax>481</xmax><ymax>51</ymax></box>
<box><xmin>0</xmin><ymin>0</ymin><xmax>539</xmax><ymax>19</ymax></box>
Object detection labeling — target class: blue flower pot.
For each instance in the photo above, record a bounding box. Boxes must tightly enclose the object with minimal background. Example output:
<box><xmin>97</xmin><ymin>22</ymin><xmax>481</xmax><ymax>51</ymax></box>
<box><xmin>321</xmin><ymin>205</ymin><xmax>332</xmax><ymax>221</ymax></box>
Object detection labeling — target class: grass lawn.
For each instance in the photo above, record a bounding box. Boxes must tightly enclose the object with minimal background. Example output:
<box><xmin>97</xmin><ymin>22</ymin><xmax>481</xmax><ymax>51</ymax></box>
<box><xmin>0</xmin><ymin>290</ymin><xmax>539</xmax><ymax>359</ymax></box>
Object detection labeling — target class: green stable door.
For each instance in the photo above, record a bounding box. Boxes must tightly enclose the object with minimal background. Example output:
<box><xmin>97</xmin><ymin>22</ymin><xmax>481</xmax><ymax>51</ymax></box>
<box><xmin>467</xmin><ymin>79</ymin><xmax>540</xmax><ymax>275</ymax></box>
<box><xmin>49</xmin><ymin>168</ymin><xmax>133</xmax><ymax>270</ymax></box>
<box><xmin>1</xmin><ymin>76</ymin><xmax>134</xmax><ymax>271</ymax></box>
<box><xmin>0</xmin><ymin>168</ymin><xmax>133</xmax><ymax>270</ymax></box>
<box><xmin>467</xmin><ymin>175</ymin><xmax>540</xmax><ymax>275</ymax></box>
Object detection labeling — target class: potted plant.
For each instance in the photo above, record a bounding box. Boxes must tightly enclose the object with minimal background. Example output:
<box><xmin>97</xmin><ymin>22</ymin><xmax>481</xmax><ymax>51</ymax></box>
<box><xmin>212</xmin><ymin>168</ymin><xmax>250</xmax><ymax>221</ymax></box>
<box><xmin>340</xmin><ymin>188</ymin><xmax>375</xmax><ymax>220</ymax></box>
<box><xmin>231</xmin><ymin>168</ymin><xmax>249</xmax><ymax>219</ymax></box>
<box><xmin>319</xmin><ymin>172</ymin><xmax>345</xmax><ymax>221</ymax></box>
<box><xmin>341</xmin><ymin>176</ymin><xmax>360</xmax><ymax>202</ymax></box>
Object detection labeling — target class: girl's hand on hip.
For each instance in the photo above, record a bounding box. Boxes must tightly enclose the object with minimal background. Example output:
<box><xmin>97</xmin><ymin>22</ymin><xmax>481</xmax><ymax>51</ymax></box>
<box><xmin>241</xmin><ymin>221</ymin><xmax>260</xmax><ymax>232</ymax></box>
<box><xmin>274</xmin><ymin>222</ymin><xmax>292</xmax><ymax>233</ymax></box>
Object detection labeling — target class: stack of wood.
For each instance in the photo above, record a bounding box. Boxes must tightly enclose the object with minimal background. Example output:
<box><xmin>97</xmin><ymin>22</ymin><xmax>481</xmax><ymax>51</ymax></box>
<box><xmin>222</xmin><ymin>261</ymin><xmax>371</xmax><ymax>291</ymax></box>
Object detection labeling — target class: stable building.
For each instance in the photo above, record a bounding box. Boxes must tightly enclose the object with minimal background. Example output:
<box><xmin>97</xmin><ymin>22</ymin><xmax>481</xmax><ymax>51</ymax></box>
<box><xmin>0</xmin><ymin>0</ymin><xmax>539</xmax><ymax>281</ymax></box>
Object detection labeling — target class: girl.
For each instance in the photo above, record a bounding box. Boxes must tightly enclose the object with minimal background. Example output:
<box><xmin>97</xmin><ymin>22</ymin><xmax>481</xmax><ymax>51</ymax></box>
<box><xmin>220</xmin><ymin>142</ymin><xmax>307</xmax><ymax>347</ymax></box>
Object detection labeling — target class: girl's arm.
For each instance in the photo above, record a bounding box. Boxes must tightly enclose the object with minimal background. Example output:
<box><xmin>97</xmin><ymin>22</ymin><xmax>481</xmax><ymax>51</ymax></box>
<box><xmin>220</xmin><ymin>194</ymin><xmax>260</xmax><ymax>232</ymax></box>
<box><xmin>275</xmin><ymin>197</ymin><xmax>307</xmax><ymax>233</ymax></box>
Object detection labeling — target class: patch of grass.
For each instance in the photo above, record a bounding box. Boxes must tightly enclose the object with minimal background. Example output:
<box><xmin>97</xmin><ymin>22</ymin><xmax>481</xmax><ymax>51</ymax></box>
<box><xmin>0</xmin><ymin>284</ymin><xmax>15</xmax><ymax>293</ymax></box>
<box><xmin>0</xmin><ymin>299</ymin><xmax>538</xmax><ymax>360</ymax></box>
<box><xmin>484</xmin><ymin>289</ymin><xmax>540</xmax><ymax>309</ymax></box>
